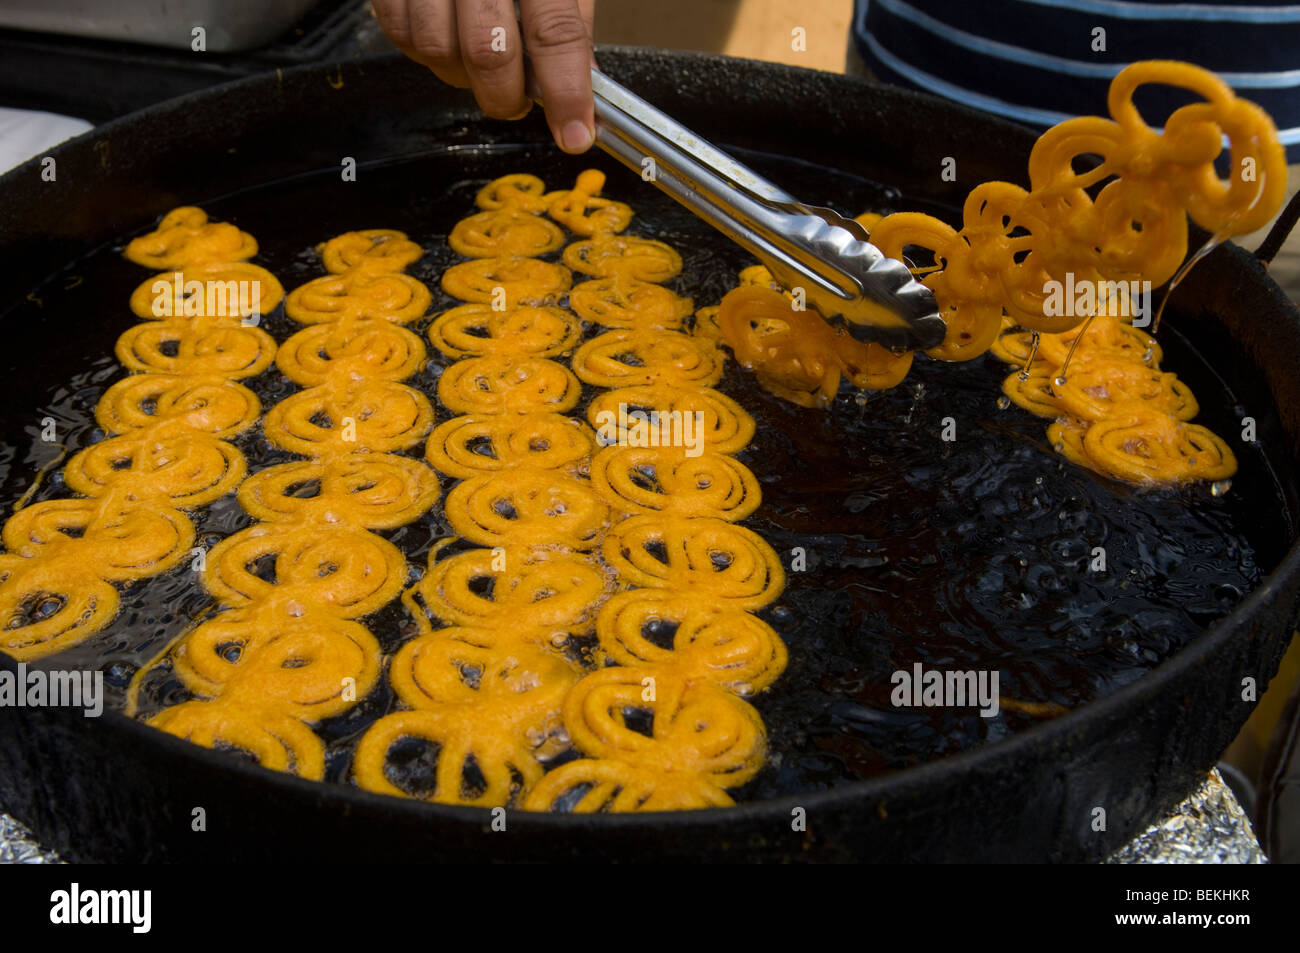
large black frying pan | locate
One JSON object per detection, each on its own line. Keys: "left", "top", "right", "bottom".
{"left": 2, "top": 49, "right": 1299, "bottom": 862}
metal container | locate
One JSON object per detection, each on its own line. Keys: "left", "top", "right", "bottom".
{"left": 0, "top": 0, "right": 322, "bottom": 53}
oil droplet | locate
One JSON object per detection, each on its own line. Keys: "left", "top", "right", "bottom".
{"left": 1053, "top": 376, "right": 1067, "bottom": 388}
{"left": 997, "top": 395, "right": 1011, "bottom": 410}
{"left": 1142, "top": 347, "right": 1154, "bottom": 364}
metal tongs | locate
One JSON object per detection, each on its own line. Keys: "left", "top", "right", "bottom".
{"left": 589, "top": 68, "right": 945, "bottom": 350}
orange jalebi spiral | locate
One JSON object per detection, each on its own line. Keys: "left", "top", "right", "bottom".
{"left": 353, "top": 639, "right": 579, "bottom": 805}
{"left": 436, "top": 354, "right": 582, "bottom": 415}
{"left": 3, "top": 207, "right": 278, "bottom": 661}
{"left": 522, "top": 667, "right": 767, "bottom": 811}
{"left": 441, "top": 256, "right": 572, "bottom": 306}
{"left": 124, "top": 206, "right": 257, "bottom": 269}
{"left": 474, "top": 172, "right": 557, "bottom": 214}
{"left": 449, "top": 208, "right": 566, "bottom": 258}
{"left": 586, "top": 384, "right": 756, "bottom": 455}
{"left": 405, "top": 545, "right": 612, "bottom": 639}
{"left": 426, "top": 413, "right": 595, "bottom": 478}
{"left": 285, "top": 272, "right": 431, "bottom": 325}
{"left": 589, "top": 446, "right": 762, "bottom": 521}
{"left": 563, "top": 235, "right": 682, "bottom": 282}
{"left": 571, "top": 328, "right": 725, "bottom": 389}
{"left": 128, "top": 261, "right": 283, "bottom": 320}
{"left": 318, "top": 229, "right": 423, "bottom": 275}
{"left": 169, "top": 608, "right": 382, "bottom": 721}
{"left": 716, "top": 284, "right": 912, "bottom": 407}
{"left": 594, "top": 589, "right": 787, "bottom": 695}
{"left": 570, "top": 275, "right": 694, "bottom": 330}
{"left": 150, "top": 700, "right": 326, "bottom": 777}
{"left": 545, "top": 169, "right": 634, "bottom": 237}
{"left": 427, "top": 303, "right": 581, "bottom": 359}
{"left": 443, "top": 469, "right": 610, "bottom": 550}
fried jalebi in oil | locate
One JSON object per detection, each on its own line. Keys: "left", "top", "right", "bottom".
{"left": 319, "top": 229, "right": 423, "bottom": 275}
{"left": 441, "top": 255, "right": 572, "bottom": 305}
{"left": 569, "top": 276, "right": 693, "bottom": 330}
{"left": 124, "top": 207, "right": 257, "bottom": 269}
{"left": 563, "top": 235, "right": 682, "bottom": 282}
{"left": 595, "top": 590, "right": 787, "bottom": 695}
{"left": 237, "top": 454, "right": 438, "bottom": 529}
{"left": 436, "top": 355, "right": 582, "bottom": 415}
{"left": 716, "top": 285, "right": 911, "bottom": 407}
{"left": 706, "top": 62, "right": 1280, "bottom": 489}
{"left": 571, "top": 328, "right": 724, "bottom": 389}
{"left": 426, "top": 413, "right": 594, "bottom": 478}
{"left": 443, "top": 469, "right": 610, "bottom": 551}
{"left": 449, "top": 208, "right": 565, "bottom": 258}
{"left": 586, "top": 385, "right": 756, "bottom": 455}
{"left": 602, "top": 515, "right": 785, "bottom": 610}
{"left": 522, "top": 758, "right": 736, "bottom": 812}
{"left": 128, "top": 261, "right": 283, "bottom": 320}
{"left": 149, "top": 700, "right": 325, "bottom": 779}
{"left": 407, "top": 546, "right": 611, "bottom": 637}
{"left": 427, "top": 303, "right": 580, "bottom": 359}
{"left": 285, "top": 271, "right": 431, "bottom": 325}
{"left": 590, "top": 446, "right": 761, "bottom": 521}
{"left": 546, "top": 169, "right": 634, "bottom": 236}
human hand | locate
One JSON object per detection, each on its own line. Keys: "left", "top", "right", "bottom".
{"left": 371, "top": 0, "right": 597, "bottom": 153}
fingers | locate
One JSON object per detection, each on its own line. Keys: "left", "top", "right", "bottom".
{"left": 373, "top": 0, "right": 595, "bottom": 151}
{"left": 406, "top": 0, "right": 471, "bottom": 89}
{"left": 456, "top": 0, "right": 531, "bottom": 120}
{"left": 521, "top": 0, "right": 596, "bottom": 153}
{"left": 371, "top": 0, "right": 471, "bottom": 88}
{"left": 578, "top": 0, "right": 597, "bottom": 63}
{"left": 370, "top": 0, "right": 412, "bottom": 48}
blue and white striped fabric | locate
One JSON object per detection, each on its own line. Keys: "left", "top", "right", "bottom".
{"left": 852, "top": 0, "right": 1300, "bottom": 160}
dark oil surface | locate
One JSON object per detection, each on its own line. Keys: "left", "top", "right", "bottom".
{"left": 0, "top": 145, "right": 1289, "bottom": 800}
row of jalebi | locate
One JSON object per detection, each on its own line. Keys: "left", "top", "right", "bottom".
{"left": 521, "top": 172, "right": 788, "bottom": 811}
{"left": 147, "top": 226, "right": 441, "bottom": 777}
{"left": 709, "top": 60, "right": 1286, "bottom": 485}
{"left": 354, "top": 172, "right": 602, "bottom": 806}
{"left": 1, "top": 207, "right": 284, "bottom": 661}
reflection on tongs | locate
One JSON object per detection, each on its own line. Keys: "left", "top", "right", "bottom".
{"left": 587, "top": 68, "right": 945, "bottom": 352}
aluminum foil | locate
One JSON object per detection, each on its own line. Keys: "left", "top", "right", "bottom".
{"left": 1105, "top": 768, "right": 1267, "bottom": 864}
{"left": 0, "top": 810, "right": 61, "bottom": 864}
{"left": 0, "top": 768, "right": 1266, "bottom": 863}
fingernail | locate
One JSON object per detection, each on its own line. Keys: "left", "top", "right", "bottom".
{"left": 561, "top": 120, "right": 594, "bottom": 152}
